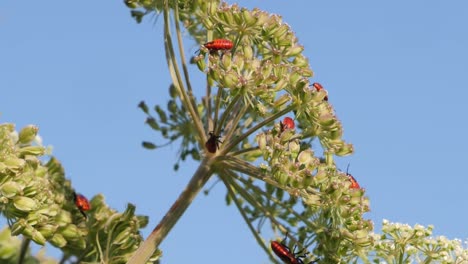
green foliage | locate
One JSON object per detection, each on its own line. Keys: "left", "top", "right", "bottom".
{"left": 0, "top": 123, "right": 160, "bottom": 263}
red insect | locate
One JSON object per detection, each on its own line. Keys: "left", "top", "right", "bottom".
{"left": 280, "top": 117, "right": 295, "bottom": 131}
{"left": 203, "top": 39, "right": 233, "bottom": 52}
{"left": 347, "top": 174, "right": 361, "bottom": 189}
{"left": 73, "top": 192, "right": 91, "bottom": 219}
{"left": 271, "top": 233, "right": 315, "bottom": 264}
{"left": 312, "top": 82, "right": 329, "bottom": 101}
{"left": 205, "top": 131, "right": 222, "bottom": 153}
{"left": 345, "top": 164, "right": 361, "bottom": 189}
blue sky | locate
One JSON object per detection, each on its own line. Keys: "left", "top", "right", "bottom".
{"left": 1, "top": 1, "right": 467, "bottom": 263}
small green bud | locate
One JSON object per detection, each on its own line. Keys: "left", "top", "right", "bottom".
{"left": 124, "top": 0, "right": 139, "bottom": 9}
{"left": 36, "top": 204, "right": 60, "bottom": 217}
{"left": 302, "top": 193, "right": 320, "bottom": 206}
{"left": 335, "top": 143, "right": 354, "bottom": 156}
{"left": 223, "top": 71, "right": 239, "bottom": 88}
{"left": 4, "top": 157, "right": 25, "bottom": 173}
{"left": 114, "top": 227, "right": 132, "bottom": 245}
{"left": 257, "top": 134, "right": 267, "bottom": 150}
{"left": 169, "top": 84, "right": 178, "bottom": 98}
{"left": 60, "top": 224, "right": 81, "bottom": 239}
{"left": 49, "top": 233, "right": 67, "bottom": 247}
{"left": 11, "top": 219, "right": 27, "bottom": 235}
{"left": 196, "top": 55, "right": 207, "bottom": 71}
{"left": 285, "top": 45, "right": 304, "bottom": 57}
{"left": 292, "top": 54, "right": 309, "bottom": 67}
{"left": 242, "top": 9, "right": 257, "bottom": 26}
{"left": 297, "top": 149, "right": 313, "bottom": 165}
{"left": 55, "top": 210, "right": 73, "bottom": 226}
{"left": 221, "top": 52, "right": 232, "bottom": 70}
{"left": 37, "top": 224, "right": 57, "bottom": 239}
{"left": 19, "top": 146, "right": 45, "bottom": 156}
{"left": 273, "top": 94, "right": 291, "bottom": 108}
{"left": 0, "top": 181, "right": 22, "bottom": 198}
{"left": 242, "top": 44, "right": 253, "bottom": 60}
{"left": 13, "top": 196, "right": 37, "bottom": 212}
{"left": 18, "top": 125, "right": 39, "bottom": 144}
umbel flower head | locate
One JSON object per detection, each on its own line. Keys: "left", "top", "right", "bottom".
{"left": 0, "top": 123, "right": 160, "bottom": 263}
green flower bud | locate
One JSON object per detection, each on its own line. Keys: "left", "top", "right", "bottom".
{"left": 288, "top": 141, "right": 300, "bottom": 159}
{"left": 274, "top": 78, "right": 288, "bottom": 91}
{"left": 18, "top": 125, "right": 39, "bottom": 145}
{"left": 223, "top": 71, "right": 239, "bottom": 88}
{"left": 4, "top": 157, "right": 25, "bottom": 173}
{"left": 285, "top": 45, "right": 304, "bottom": 57}
{"left": 13, "top": 196, "right": 37, "bottom": 212}
{"left": 124, "top": 0, "right": 139, "bottom": 9}
{"left": 0, "top": 181, "right": 22, "bottom": 198}
{"left": 195, "top": 55, "right": 206, "bottom": 72}
{"left": 19, "top": 146, "right": 45, "bottom": 157}
{"left": 297, "top": 149, "right": 313, "bottom": 165}
{"left": 335, "top": 143, "right": 354, "bottom": 156}
{"left": 242, "top": 9, "right": 256, "bottom": 26}
{"left": 49, "top": 233, "right": 67, "bottom": 248}
{"left": 37, "top": 224, "right": 57, "bottom": 239}
{"left": 293, "top": 54, "right": 309, "bottom": 67}
{"left": 221, "top": 52, "right": 232, "bottom": 70}
{"left": 242, "top": 44, "right": 253, "bottom": 60}
{"left": 60, "top": 224, "right": 81, "bottom": 239}
{"left": 302, "top": 193, "right": 320, "bottom": 206}
{"left": 257, "top": 134, "right": 267, "bottom": 150}
{"left": 11, "top": 219, "right": 27, "bottom": 235}
{"left": 26, "top": 212, "right": 40, "bottom": 226}
{"left": 114, "top": 227, "right": 132, "bottom": 245}
{"left": 273, "top": 94, "right": 291, "bottom": 108}
{"left": 36, "top": 204, "right": 60, "bottom": 217}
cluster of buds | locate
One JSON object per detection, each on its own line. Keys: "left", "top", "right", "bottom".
{"left": 0, "top": 123, "right": 159, "bottom": 263}
{"left": 371, "top": 220, "right": 468, "bottom": 263}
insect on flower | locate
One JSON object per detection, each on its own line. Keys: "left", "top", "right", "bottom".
{"left": 347, "top": 174, "right": 361, "bottom": 189}
{"left": 345, "top": 164, "right": 361, "bottom": 189}
{"left": 73, "top": 192, "right": 91, "bottom": 219}
{"left": 202, "top": 39, "right": 233, "bottom": 52}
{"left": 205, "top": 131, "right": 222, "bottom": 153}
{"left": 312, "top": 82, "right": 328, "bottom": 101}
{"left": 280, "top": 117, "right": 295, "bottom": 132}
{"left": 271, "top": 233, "right": 317, "bottom": 264}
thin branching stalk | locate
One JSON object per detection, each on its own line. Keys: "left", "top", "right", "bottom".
{"left": 163, "top": 0, "right": 205, "bottom": 142}
{"left": 219, "top": 172, "right": 282, "bottom": 264}
{"left": 172, "top": 0, "right": 198, "bottom": 112}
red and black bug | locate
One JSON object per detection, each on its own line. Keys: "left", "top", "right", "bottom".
{"left": 73, "top": 192, "right": 91, "bottom": 219}
{"left": 280, "top": 117, "right": 295, "bottom": 132}
{"left": 202, "top": 39, "right": 233, "bottom": 52}
{"left": 271, "top": 233, "right": 316, "bottom": 264}
{"left": 312, "top": 82, "right": 328, "bottom": 101}
{"left": 345, "top": 164, "right": 361, "bottom": 189}
{"left": 347, "top": 174, "right": 361, "bottom": 189}
{"left": 205, "top": 131, "right": 222, "bottom": 153}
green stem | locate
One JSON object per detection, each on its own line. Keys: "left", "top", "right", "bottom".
{"left": 172, "top": 0, "right": 198, "bottom": 112}
{"left": 163, "top": 0, "right": 205, "bottom": 142}
{"left": 127, "top": 157, "right": 214, "bottom": 264}
{"left": 219, "top": 172, "right": 282, "bottom": 264}
{"left": 18, "top": 238, "right": 30, "bottom": 264}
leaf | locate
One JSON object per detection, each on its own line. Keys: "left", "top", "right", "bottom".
{"left": 142, "top": 141, "right": 157, "bottom": 150}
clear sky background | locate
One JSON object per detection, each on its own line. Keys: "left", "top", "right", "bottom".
{"left": 1, "top": 1, "right": 467, "bottom": 263}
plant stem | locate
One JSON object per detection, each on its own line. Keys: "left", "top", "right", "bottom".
{"left": 18, "top": 237, "right": 30, "bottom": 264}
{"left": 127, "top": 157, "right": 214, "bottom": 264}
